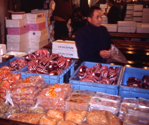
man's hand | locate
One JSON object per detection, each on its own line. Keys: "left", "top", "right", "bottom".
{"left": 100, "top": 50, "right": 111, "bottom": 59}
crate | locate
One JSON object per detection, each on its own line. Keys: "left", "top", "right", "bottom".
{"left": 0, "top": 57, "right": 27, "bottom": 72}
{"left": 119, "top": 67, "right": 149, "bottom": 99}
{"left": 19, "top": 62, "right": 75, "bottom": 84}
{"left": 69, "top": 61, "right": 123, "bottom": 95}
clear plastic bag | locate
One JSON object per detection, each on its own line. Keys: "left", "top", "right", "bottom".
{"left": 46, "top": 109, "right": 64, "bottom": 120}
{"left": 107, "top": 44, "right": 127, "bottom": 64}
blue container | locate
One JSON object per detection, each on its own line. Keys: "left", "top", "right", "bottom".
{"left": 0, "top": 57, "right": 27, "bottom": 73}
{"left": 69, "top": 61, "right": 123, "bottom": 95}
{"left": 119, "top": 67, "right": 149, "bottom": 99}
{"left": 20, "top": 62, "right": 75, "bottom": 84}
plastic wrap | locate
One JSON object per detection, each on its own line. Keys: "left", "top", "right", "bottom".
{"left": 72, "top": 90, "right": 95, "bottom": 96}
{"left": 28, "top": 98, "right": 46, "bottom": 114}
{"left": 0, "top": 102, "right": 9, "bottom": 113}
{"left": 57, "top": 120, "right": 77, "bottom": 125}
{"left": 138, "top": 98, "right": 149, "bottom": 109}
{"left": 119, "top": 98, "right": 137, "bottom": 113}
{"left": 65, "top": 98, "right": 89, "bottom": 111}
{"left": 89, "top": 97, "right": 120, "bottom": 115}
{"left": 65, "top": 110, "right": 87, "bottom": 124}
{"left": 39, "top": 116, "right": 58, "bottom": 125}
{"left": 12, "top": 98, "right": 35, "bottom": 105}
{"left": 9, "top": 113, "right": 44, "bottom": 124}
{"left": 0, "top": 113, "right": 7, "bottom": 119}
{"left": 46, "top": 109, "right": 64, "bottom": 120}
{"left": 86, "top": 110, "right": 121, "bottom": 125}
{"left": 123, "top": 113, "right": 149, "bottom": 125}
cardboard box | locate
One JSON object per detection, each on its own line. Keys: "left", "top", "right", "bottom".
{"left": 137, "top": 23, "right": 149, "bottom": 33}
{"left": 101, "top": 24, "right": 117, "bottom": 32}
{"left": 118, "top": 21, "right": 137, "bottom": 27}
{"left": 28, "top": 22, "right": 45, "bottom": 31}
{"left": 100, "top": 4, "right": 107, "bottom": 9}
{"left": 0, "top": 44, "right": 6, "bottom": 55}
{"left": 126, "top": 10, "right": 133, "bottom": 15}
{"left": 52, "top": 49, "right": 79, "bottom": 59}
{"left": 28, "top": 39, "right": 48, "bottom": 48}
{"left": 125, "top": 14, "right": 133, "bottom": 18}
{"left": 6, "top": 19, "right": 26, "bottom": 28}
{"left": 52, "top": 40, "right": 77, "bottom": 51}
{"left": 118, "top": 26, "right": 136, "bottom": 33}
{"left": 124, "top": 18, "right": 133, "bottom": 21}
{"left": 102, "top": 15, "right": 108, "bottom": 21}
{"left": 28, "top": 28, "right": 47, "bottom": 37}
{"left": 31, "top": 9, "right": 53, "bottom": 17}
{"left": 28, "top": 33, "right": 48, "bottom": 42}
{"left": 7, "top": 25, "right": 29, "bottom": 35}
{"left": 134, "top": 4, "right": 143, "bottom": 11}
{"left": 133, "top": 17, "right": 142, "bottom": 22}
{"left": 133, "top": 11, "right": 143, "bottom": 16}
{"left": 12, "top": 14, "right": 25, "bottom": 20}
{"left": 142, "top": 8, "right": 149, "bottom": 23}
{"left": 127, "top": 4, "right": 134, "bottom": 10}
{"left": 7, "top": 33, "right": 28, "bottom": 43}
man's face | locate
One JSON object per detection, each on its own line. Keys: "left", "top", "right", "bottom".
{"left": 87, "top": 9, "right": 102, "bottom": 27}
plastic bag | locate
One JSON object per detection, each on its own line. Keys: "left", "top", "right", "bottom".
{"left": 107, "top": 44, "right": 127, "bottom": 64}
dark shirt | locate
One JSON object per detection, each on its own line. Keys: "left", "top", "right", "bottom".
{"left": 75, "top": 23, "right": 112, "bottom": 63}
{"left": 108, "top": 5, "right": 120, "bottom": 24}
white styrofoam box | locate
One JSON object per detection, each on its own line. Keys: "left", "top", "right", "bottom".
{"left": 101, "top": 20, "right": 108, "bottom": 24}
{"left": 133, "top": 17, "right": 142, "bottom": 22}
{"left": 133, "top": 11, "right": 143, "bottom": 16}
{"left": 134, "top": 4, "right": 143, "bottom": 11}
{"left": 28, "top": 33, "right": 48, "bottom": 42}
{"left": 142, "top": 8, "right": 149, "bottom": 23}
{"left": 6, "top": 19, "right": 26, "bottom": 28}
{"left": 52, "top": 49, "right": 79, "bottom": 59}
{"left": 126, "top": 10, "right": 133, "bottom": 15}
{"left": 52, "top": 40, "right": 77, "bottom": 51}
{"left": 127, "top": 4, "right": 134, "bottom": 10}
{"left": 124, "top": 18, "right": 133, "bottom": 21}
{"left": 102, "top": 15, "right": 108, "bottom": 21}
{"left": 100, "top": 4, "right": 107, "bottom": 9}
{"left": 7, "top": 33, "right": 28, "bottom": 43}
{"left": 118, "top": 21, "right": 137, "bottom": 27}
{"left": 12, "top": 14, "right": 25, "bottom": 20}
{"left": 0, "top": 44, "right": 6, "bottom": 55}
{"left": 28, "top": 39, "right": 48, "bottom": 49}
{"left": 118, "top": 26, "right": 136, "bottom": 33}
{"left": 125, "top": 14, "right": 133, "bottom": 18}
{"left": 4, "top": 51, "right": 28, "bottom": 57}
{"left": 28, "top": 29, "right": 47, "bottom": 37}
{"left": 31, "top": 9, "right": 53, "bottom": 17}
{"left": 136, "top": 23, "right": 149, "bottom": 33}
{"left": 25, "top": 13, "right": 45, "bottom": 24}
{"left": 101, "top": 24, "right": 117, "bottom": 32}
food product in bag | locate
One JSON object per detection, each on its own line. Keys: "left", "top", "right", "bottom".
{"left": 72, "top": 90, "right": 95, "bottom": 96}
{"left": 123, "top": 113, "right": 149, "bottom": 125}
{"left": 9, "top": 113, "right": 44, "bottom": 124}
{"left": 65, "top": 98, "right": 89, "bottom": 111}
{"left": 7, "top": 105, "right": 20, "bottom": 115}
{"left": 47, "top": 109, "right": 64, "bottom": 120}
{"left": 0, "top": 102, "right": 9, "bottom": 113}
{"left": 65, "top": 110, "right": 87, "bottom": 124}
{"left": 86, "top": 110, "right": 121, "bottom": 125}
{"left": 39, "top": 116, "right": 59, "bottom": 125}
{"left": 57, "top": 120, "right": 77, "bottom": 125}
{"left": 138, "top": 98, "right": 149, "bottom": 108}
{"left": 12, "top": 98, "right": 35, "bottom": 105}
{"left": 0, "top": 113, "right": 7, "bottom": 119}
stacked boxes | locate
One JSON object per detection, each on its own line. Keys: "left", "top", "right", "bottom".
{"left": 101, "top": 15, "right": 108, "bottom": 24}
{"left": 142, "top": 8, "right": 149, "bottom": 23}
{"left": 6, "top": 12, "right": 29, "bottom": 52}
{"left": 100, "top": 4, "right": 107, "bottom": 14}
{"left": 118, "top": 21, "right": 137, "bottom": 33}
{"left": 137, "top": 23, "right": 149, "bottom": 33}
{"left": 133, "top": 4, "right": 143, "bottom": 23}
{"left": 52, "top": 40, "right": 79, "bottom": 59}
{"left": 26, "top": 13, "right": 48, "bottom": 54}
{"left": 101, "top": 24, "right": 117, "bottom": 32}
{"left": 125, "top": 4, "right": 134, "bottom": 21}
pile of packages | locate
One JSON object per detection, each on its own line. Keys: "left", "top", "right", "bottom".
{"left": 10, "top": 75, "right": 47, "bottom": 112}
{"left": 36, "top": 83, "right": 73, "bottom": 111}
{"left": 9, "top": 109, "right": 122, "bottom": 125}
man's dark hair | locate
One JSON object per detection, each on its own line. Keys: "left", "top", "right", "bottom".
{"left": 87, "top": 6, "right": 101, "bottom": 17}
{"left": 108, "top": 0, "right": 115, "bottom": 4}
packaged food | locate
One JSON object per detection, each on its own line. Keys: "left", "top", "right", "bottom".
{"left": 138, "top": 98, "right": 149, "bottom": 109}
{"left": 57, "top": 120, "right": 77, "bottom": 125}
{"left": 39, "top": 116, "right": 59, "bottom": 125}
{"left": 123, "top": 113, "right": 149, "bottom": 125}
{"left": 70, "top": 93, "right": 92, "bottom": 101}
{"left": 9, "top": 113, "right": 44, "bottom": 124}
{"left": 119, "top": 98, "right": 137, "bottom": 113}
{"left": 0, "top": 102, "right": 9, "bottom": 113}
{"left": 0, "top": 113, "right": 7, "bottom": 119}
{"left": 65, "top": 110, "right": 87, "bottom": 124}
{"left": 65, "top": 98, "right": 89, "bottom": 111}
{"left": 72, "top": 90, "right": 95, "bottom": 96}
{"left": 28, "top": 98, "right": 46, "bottom": 114}
{"left": 12, "top": 98, "right": 35, "bottom": 105}
{"left": 46, "top": 109, "right": 64, "bottom": 120}
{"left": 86, "top": 110, "right": 121, "bottom": 125}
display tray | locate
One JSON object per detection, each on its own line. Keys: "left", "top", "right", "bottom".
{"left": 119, "top": 67, "right": 149, "bottom": 99}
{"left": 5, "top": 51, "right": 28, "bottom": 57}
{"left": 69, "top": 61, "right": 124, "bottom": 95}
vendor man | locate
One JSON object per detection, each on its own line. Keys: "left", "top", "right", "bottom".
{"left": 75, "top": 6, "right": 112, "bottom": 64}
